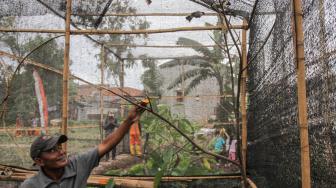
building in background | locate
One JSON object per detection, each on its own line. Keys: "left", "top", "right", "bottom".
{"left": 159, "top": 65, "right": 220, "bottom": 125}
{"left": 75, "top": 85, "right": 144, "bottom": 121}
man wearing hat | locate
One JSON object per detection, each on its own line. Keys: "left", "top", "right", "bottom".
{"left": 20, "top": 105, "right": 144, "bottom": 188}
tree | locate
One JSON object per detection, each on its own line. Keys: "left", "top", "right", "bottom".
{"left": 82, "top": 1, "right": 150, "bottom": 86}
{"left": 1, "top": 34, "right": 76, "bottom": 124}
{"left": 160, "top": 33, "right": 238, "bottom": 121}
{"left": 141, "top": 57, "right": 163, "bottom": 97}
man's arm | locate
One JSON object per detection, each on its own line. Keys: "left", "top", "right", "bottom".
{"left": 97, "top": 106, "right": 143, "bottom": 157}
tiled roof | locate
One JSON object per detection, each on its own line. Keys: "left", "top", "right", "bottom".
{"left": 76, "top": 85, "right": 144, "bottom": 101}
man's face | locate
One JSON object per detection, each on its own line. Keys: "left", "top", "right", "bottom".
{"left": 35, "top": 144, "right": 68, "bottom": 169}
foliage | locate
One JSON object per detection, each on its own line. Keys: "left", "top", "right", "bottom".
{"left": 138, "top": 104, "right": 226, "bottom": 178}
{"left": 86, "top": 1, "right": 150, "bottom": 86}
{"left": 140, "top": 57, "right": 164, "bottom": 96}
{"left": 159, "top": 21, "right": 239, "bottom": 121}
{"left": 1, "top": 33, "right": 77, "bottom": 124}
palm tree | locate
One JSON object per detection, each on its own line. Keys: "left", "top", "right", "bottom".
{"left": 160, "top": 36, "right": 238, "bottom": 121}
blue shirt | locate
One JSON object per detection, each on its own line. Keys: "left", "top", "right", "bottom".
{"left": 214, "top": 137, "right": 225, "bottom": 153}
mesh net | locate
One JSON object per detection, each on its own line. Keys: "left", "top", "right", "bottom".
{"left": 0, "top": 0, "right": 335, "bottom": 187}
{"left": 0, "top": 0, "right": 250, "bottom": 184}
{"left": 247, "top": 0, "right": 336, "bottom": 187}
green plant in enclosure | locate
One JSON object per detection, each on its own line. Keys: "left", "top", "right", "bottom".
{"left": 135, "top": 105, "right": 225, "bottom": 176}
{"left": 105, "top": 104, "right": 227, "bottom": 179}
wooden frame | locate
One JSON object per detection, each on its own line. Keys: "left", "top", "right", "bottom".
{"left": 292, "top": 0, "right": 311, "bottom": 187}
{"left": 0, "top": 25, "right": 247, "bottom": 35}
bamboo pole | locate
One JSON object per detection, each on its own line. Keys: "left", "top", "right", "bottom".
{"left": 100, "top": 45, "right": 105, "bottom": 143}
{"left": 103, "top": 42, "right": 258, "bottom": 48}
{"left": 104, "top": 44, "right": 227, "bottom": 48}
{"left": 72, "top": 12, "right": 218, "bottom": 17}
{"left": 246, "top": 178, "right": 257, "bottom": 188}
{"left": 119, "top": 61, "right": 127, "bottom": 152}
{"left": 292, "top": 0, "right": 311, "bottom": 187}
{"left": 0, "top": 170, "right": 242, "bottom": 186}
{"left": 240, "top": 19, "right": 248, "bottom": 186}
{"left": 0, "top": 25, "right": 246, "bottom": 35}
{"left": 61, "top": 0, "right": 72, "bottom": 152}
{"left": 120, "top": 56, "right": 221, "bottom": 60}
{"left": 72, "top": 12, "right": 276, "bottom": 17}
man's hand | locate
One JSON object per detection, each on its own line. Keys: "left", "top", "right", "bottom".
{"left": 127, "top": 100, "right": 148, "bottom": 122}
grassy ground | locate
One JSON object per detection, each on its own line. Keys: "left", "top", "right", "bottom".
{"left": 0, "top": 124, "right": 101, "bottom": 168}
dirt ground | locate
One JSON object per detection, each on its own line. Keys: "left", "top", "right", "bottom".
{"left": 92, "top": 154, "right": 142, "bottom": 174}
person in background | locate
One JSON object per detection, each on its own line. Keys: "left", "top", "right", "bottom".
{"left": 229, "top": 137, "right": 237, "bottom": 161}
{"left": 129, "top": 120, "right": 142, "bottom": 157}
{"left": 103, "top": 111, "right": 119, "bottom": 160}
{"left": 221, "top": 128, "right": 230, "bottom": 153}
{"left": 213, "top": 129, "right": 225, "bottom": 154}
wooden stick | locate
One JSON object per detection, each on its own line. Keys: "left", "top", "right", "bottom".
{"left": 0, "top": 25, "right": 247, "bottom": 35}
{"left": 120, "top": 56, "right": 221, "bottom": 60}
{"left": 104, "top": 44, "right": 228, "bottom": 48}
{"left": 72, "top": 12, "right": 276, "bottom": 17}
{"left": 99, "top": 45, "right": 105, "bottom": 143}
{"left": 114, "top": 178, "right": 153, "bottom": 188}
{"left": 240, "top": 19, "right": 248, "bottom": 186}
{"left": 72, "top": 12, "right": 218, "bottom": 17}
{"left": 246, "top": 178, "right": 257, "bottom": 188}
{"left": 61, "top": 0, "right": 72, "bottom": 152}
{"left": 292, "top": 0, "right": 311, "bottom": 187}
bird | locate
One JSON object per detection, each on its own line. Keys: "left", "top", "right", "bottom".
{"left": 145, "top": 0, "right": 152, "bottom": 5}
{"left": 186, "top": 11, "right": 205, "bottom": 22}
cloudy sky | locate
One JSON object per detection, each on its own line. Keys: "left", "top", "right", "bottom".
{"left": 3, "top": 0, "right": 229, "bottom": 89}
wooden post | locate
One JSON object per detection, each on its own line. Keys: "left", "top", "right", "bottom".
{"left": 119, "top": 61, "right": 125, "bottom": 118}
{"left": 181, "top": 60, "right": 185, "bottom": 98}
{"left": 61, "top": 0, "right": 72, "bottom": 152}
{"left": 292, "top": 0, "right": 311, "bottom": 187}
{"left": 240, "top": 19, "right": 248, "bottom": 185}
{"left": 119, "top": 61, "right": 126, "bottom": 152}
{"left": 0, "top": 25, "right": 246, "bottom": 35}
{"left": 100, "top": 45, "right": 105, "bottom": 143}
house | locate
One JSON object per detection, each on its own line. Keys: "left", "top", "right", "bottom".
{"left": 75, "top": 84, "right": 144, "bottom": 121}
{"left": 159, "top": 64, "right": 220, "bottom": 125}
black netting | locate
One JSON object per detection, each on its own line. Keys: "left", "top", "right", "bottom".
{"left": 247, "top": 0, "right": 336, "bottom": 187}
{"left": 1, "top": 0, "right": 336, "bottom": 187}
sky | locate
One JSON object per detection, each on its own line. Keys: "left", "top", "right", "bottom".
{"left": 2, "top": 0, "right": 243, "bottom": 90}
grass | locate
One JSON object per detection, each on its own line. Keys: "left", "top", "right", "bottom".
{"left": 0, "top": 124, "right": 101, "bottom": 168}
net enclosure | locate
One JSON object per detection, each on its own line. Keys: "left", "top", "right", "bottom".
{"left": 0, "top": 0, "right": 335, "bottom": 188}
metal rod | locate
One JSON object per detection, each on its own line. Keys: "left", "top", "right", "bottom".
{"left": 0, "top": 25, "right": 247, "bottom": 35}
{"left": 292, "top": 0, "right": 311, "bottom": 187}
{"left": 61, "top": 0, "right": 72, "bottom": 152}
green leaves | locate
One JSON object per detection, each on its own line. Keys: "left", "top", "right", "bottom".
{"left": 105, "top": 179, "right": 115, "bottom": 188}
{"left": 154, "top": 161, "right": 168, "bottom": 188}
